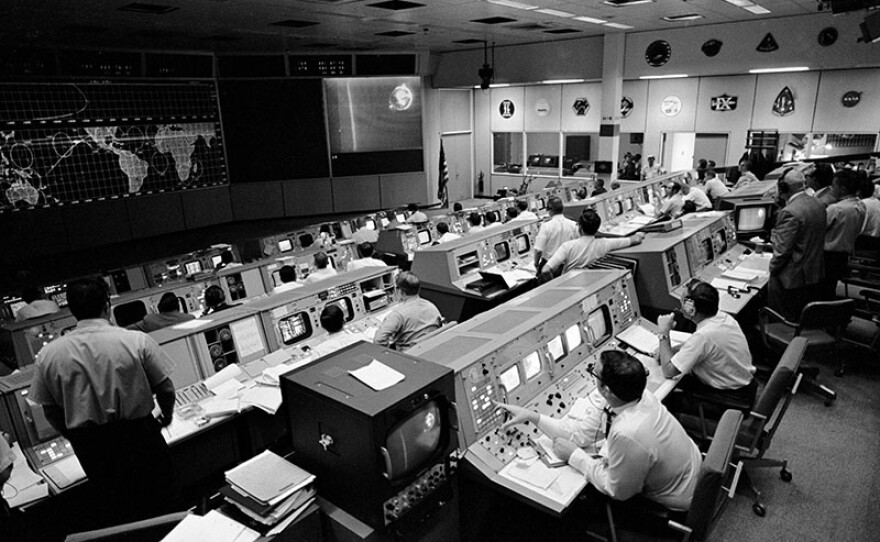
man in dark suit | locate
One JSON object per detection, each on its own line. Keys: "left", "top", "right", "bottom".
{"left": 768, "top": 168, "right": 826, "bottom": 320}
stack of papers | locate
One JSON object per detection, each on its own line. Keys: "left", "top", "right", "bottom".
{"left": 161, "top": 510, "right": 260, "bottom": 542}
{"left": 350, "top": 360, "right": 405, "bottom": 391}
{"left": 616, "top": 324, "right": 690, "bottom": 356}
{"left": 222, "top": 451, "right": 316, "bottom": 533}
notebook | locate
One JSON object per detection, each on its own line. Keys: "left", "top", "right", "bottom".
{"left": 225, "top": 450, "right": 315, "bottom": 505}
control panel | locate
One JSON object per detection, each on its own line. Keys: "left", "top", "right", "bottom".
{"left": 382, "top": 461, "right": 449, "bottom": 525}
{"left": 0, "top": 312, "right": 78, "bottom": 368}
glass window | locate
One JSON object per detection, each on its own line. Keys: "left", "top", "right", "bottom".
{"left": 563, "top": 133, "right": 598, "bottom": 178}
{"left": 564, "top": 324, "right": 582, "bottom": 350}
{"left": 546, "top": 336, "right": 565, "bottom": 362}
{"left": 493, "top": 132, "right": 524, "bottom": 174}
{"left": 499, "top": 365, "right": 521, "bottom": 392}
{"left": 523, "top": 352, "right": 542, "bottom": 379}
{"left": 525, "top": 132, "right": 561, "bottom": 176}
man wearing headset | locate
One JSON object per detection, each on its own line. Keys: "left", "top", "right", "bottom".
{"left": 657, "top": 281, "right": 757, "bottom": 412}
{"left": 769, "top": 167, "right": 826, "bottom": 320}
{"left": 497, "top": 350, "right": 701, "bottom": 510}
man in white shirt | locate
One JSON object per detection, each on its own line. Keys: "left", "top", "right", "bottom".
{"left": 533, "top": 197, "right": 578, "bottom": 272}
{"left": 541, "top": 210, "right": 644, "bottom": 280}
{"left": 303, "top": 252, "right": 338, "bottom": 285}
{"left": 309, "top": 304, "right": 367, "bottom": 359}
{"left": 405, "top": 203, "right": 428, "bottom": 224}
{"left": 351, "top": 217, "right": 379, "bottom": 246}
{"left": 513, "top": 200, "right": 538, "bottom": 222}
{"left": 15, "top": 287, "right": 61, "bottom": 322}
{"left": 733, "top": 161, "right": 759, "bottom": 190}
{"left": 466, "top": 212, "right": 486, "bottom": 235}
{"left": 681, "top": 182, "right": 712, "bottom": 211}
{"left": 273, "top": 265, "right": 303, "bottom": 295}
{"left": 641, "top": 154, "right": 666, "bottom": 181}
{"left": 702, "top": 170, "right": 729, "bottom": 202}
{"left": 435, "top": 222, "right": 460, "bottom": 244}
{"left": 658, "top": 280, "right": 757, "bottom": 412}
{"left": 497, "top": 350, "right": 702, "bottom": 511}
{"left": 347, "top": 243, "right": 387, "bottom": 271}
{"left": 484, "top": 211, "right": 503, "bottom": 229}
{"left": 858, "top": 175, "right": 880, "bottom": 237}
{"left": 373, "top": 272, "right": 443, "bottom": 351}
{"left": 656, "top": 184, "right": 685, "bottom": 219}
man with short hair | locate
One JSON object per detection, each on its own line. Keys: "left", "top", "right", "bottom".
{"left": 702, "top": 169, "right": 729, "bottom": 202}
{"left": 351, "top": 217, "right": 379, "bottom": 246}
{"left": 273, "top": 265, "right": 303, "bottom": 295}
{"left": 484, "top": 211, "right": 503, "bottom": 229}
{"left": 29, "top": 278, "right": 176, "bottom": 525}
{"left": 822, "top": 169, "right": 867, "bottom": 299}
{"left": 858, "top": 174, "right": 880, "bottom": 237}
{"left": 811, "top": 163, "right": 837, "bottom": 206}
{"left": 373, "top": 272, "right": 442, "bottom": 350}
{"left": 513, "top": 200, "right": 538, "bottom": 222}
{"left": 533, "top": 196, "right": 578, "bottom": 272}
{"left": 128, "top": 292, "right": 195, "bottom": 333}
{"left": 406, "top": 203, "right": 428, "bottom": 224}
{"left": 347, "top": 242, "right": 387, "bottom": 271}
{"left": 203, "top": 285, "right": 238, "bottom": 315}
{"left": 657, "top": 280, "right": 757, "bottom": 411}
{"left": 656, "top": 183, "right": 685, "bottom": 219}
{"left": 641, "top": 155, "right": 665, "bottom": 181}
{"left": 541, "top": 210, "right": 644, "bottom": 281}
{"left": 681, "top": 181, "right": 712, "bottom": 211}
{"left": 591, "top": 179, "right": 608, "bottom": 197}
{"left": 497, "top": 350, "right": 702, "bottom": 511}
{"left": 768, "top": 168, "right": 826, "bottom": 320}
{"left": 466, "top": 212, "right": 486, "bottom": 235}
{"left": 733, "top": 161, "right": 759, "bottom": 190}
{"left": 15, "top": 287, "right": 60, "bottom": 322}
{"left": 304, "top": 251, "right": 338, "bottom": 285}
{"left": 435, "top": 222, "right": 460, "bottom": 244}
{"left": 309, "top": 304, "right": 367, "bottom": 359}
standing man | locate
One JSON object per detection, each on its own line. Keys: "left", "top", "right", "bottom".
{"left": 822, "top": 169, "right": 867, "bottom": 300}
{"left": 497, "top": 350, "right": 701, "bottom": 511}
{"left": 541, "top": 210, "right": 644, "bottom": 281}
{"left": 533, "top": 197, "right": 578, "bottom": 273}
{"left": 641, "top": 154, "right": 665, "bottom": 181}
{"left": 28, "top": 278, "right": 176, "bottom": 525}
{"left": 810, "top": 163, "right": 837, "bottom": 206}
{"left": 303, "top": 251, "right": 338, "bottom": 285}
{"left": 128, "top": 292, "right": 196, "bottom": 332}
{"left": 768, "top": 169, "right": 826, "bottom": 320}
{"left": 374, "top": 272, "right": 442, "bottom": 351}
{"left": 657, "top": 280, "right": 757, "bottom": 411}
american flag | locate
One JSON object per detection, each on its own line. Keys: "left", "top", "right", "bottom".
{"left": 438, "top": 140, "right": 449, "bottom": 207}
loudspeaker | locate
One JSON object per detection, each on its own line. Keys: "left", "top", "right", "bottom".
{"left": 594, "top": 161, "right": 613, "bottom": 174}
{"left": 630, "top": 133, "right": 644, "bottom": 144}
{"left": 859, "top": 10, "right": 880, "bottom": 43}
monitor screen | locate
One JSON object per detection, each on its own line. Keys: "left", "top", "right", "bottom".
{"left": 713, "top": 229, "right": 728, "bottom": 255}
{"left": 523, "top": 351, "right": 542, "bottom": 379}
{"left": 494, "top": 241, "right": 510, "bottom": 263}
{"left": 9, "top": 300, "right": 27, "bottom": 317}
{"left": 615, "top": 201, "right": 624, "bottom": 216}
{"left": 299, "top": 233, "right": 315, "bottom": 248}
{"left": 365, "top": 219, "right": 377, "bottom": 231}
{"left": 185, "top": 261, "right": 202, "bottom": 275}
{"left": 44, "top": 284, "right": 68, "bottom": 307}
{"left": 564, "top": 324, "right": 582, "bottom": 350}
{"left": 547, "top": 335, "right": 565, "bottom": 362}
{"left": 384, "top": 400, "right": 442, "bottom": 481}
{"left": 417, "top": 230, "right": 431, "bottom": 245}
{"left": 515, "top": 234, "right": 530, "bottom": 255}
{"left": 395, "top": 212, "right": 407, "bottom": 223}
{"left": 229, "top": 317, "right": 267, "bottom": 363}
{"left": 586, "top": 306, "right": 611, "bottom": 346}
{"left": 701, "top": 237, "right": 715, "bottom": 264}
{"left": 326, "top": 297, "right": 354, "bottom": 322}
{"left": 381, "top": 217, "right": 390, "bottom": 228}
{"left": 736, "top": 205, "right": 769, "bottom": 232}
{"left": 499, "top": 365, "right": 521, "bottom": 392}
{"left": 624, "top": 198, "right": 634, "bottom": 211}
{"left": 278, "top": 239, "right": 293, "bottom": 253}
{"left": 278, "top": 312, "right": 312, "bottom": 345}
{"left": 211, "top": 255, "right": 223, "bottom": 267}
{"left": 537, "top": 198, "right": 546, "bottom": 210}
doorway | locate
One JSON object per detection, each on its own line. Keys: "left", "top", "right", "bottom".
{"left": 694, "top": 133, "right": 729, "bottom": 168}
{"left": 441, "top": 133, "right": 473, "bottom": 203}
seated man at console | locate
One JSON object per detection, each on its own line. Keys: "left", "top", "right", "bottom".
{"left": 303, "top": 251, "right": 338, "bottom": 285}
{"left": 203, "top": 285, "right": 239, "bottom": 316}
{"left": 512, "top": 199, "right": 538, "bottom": 222}
{"left": 466, "top": 212, "right": 486, "bottom": 235}
{"left": 373, "top": 272, "right": 442, "bottom": 351}
{"left": 347, "top": 242, "right": 386, "bottom": 271}
{"left": 497, "top": 350, "right": 701, "bottom": 511}
{"left": 128, "top": 292, "right": 195, "bottom": 332}
{"left": 309, "top": 305, "right": 367, "bottom": 359}
{"left": 273, "top": 265, "right": 303, "bottom": 295}
{"left": 656, "top": 183, "right": 684, "bottom": 219}
{"left": 540, "top": 210, "right": 644, "bottom": 281}
{"left": 435, "top": 222, "right": 460, "bottom": 244}
{"left": 657, "top": 280, "right": 757, "bottom": 412}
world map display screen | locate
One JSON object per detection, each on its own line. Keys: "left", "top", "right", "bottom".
{"left": 0, "top": 82, "right": 227, "bottom": 212}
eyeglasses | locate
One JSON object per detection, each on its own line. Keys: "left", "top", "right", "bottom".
{"left": 587, "top": 363, "right": 603, "bottom": 384}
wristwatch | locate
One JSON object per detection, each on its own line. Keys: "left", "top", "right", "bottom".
{"left": 657, "top": 333, "right": 670, "bottom": 341}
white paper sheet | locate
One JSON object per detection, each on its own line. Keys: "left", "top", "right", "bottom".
{"left": 710, "top": 277, "right": 750, "bottom": 291}
{"left": 229, "top": 318, "right": 264, "bottom": 359}
{"left": 722, "top": 268, "right": 767, "bottom": 281}
{"left": 2, "top": 442, "right": 49, "bottom": 507}
{"left": 505, "top": 456, "right": 562, "bottom": 490}
{"left": 241, "top": 386, "right": 283, "bottom": 415}
{"left": 205, "top": 364, "right": 243, "bottom": 393}
{"left": 350, "top": 360, "right": 405, "bottom": 391}
{"left": 617, "top": 324, "right": 689, "bottom": 355}
{"left": 161, "top": 511, "right": 260, "bottom": 542}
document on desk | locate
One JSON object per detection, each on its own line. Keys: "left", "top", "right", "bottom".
{"left": 205, "top": 364, "right": 244, "bottom": 394}
{"left": 710, "top": 277, "right": 749, "bottom": 291}
{"left": 617, "top": 325, "right": 689, "bottom": 355}
{"left": 161, "top": 511, "right": 260, "bottom": 542}
{"left": 350, "top": 359, "right": 405, "bottom": 391}
{"left": 505, "top": 457, "right": 561, "bottom": 489}
{"left": 3, "top": 442, "right": 49, "bottom": 507}
{"left": 241, "top": 386, "right": 282, "bottom": 415}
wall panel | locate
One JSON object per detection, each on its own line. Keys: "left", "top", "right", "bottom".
{"left": 230, "top": 181, "right": 284, "bottom": 221}
{"left": 283, "top": 178, "right": 333, "bottom": 217}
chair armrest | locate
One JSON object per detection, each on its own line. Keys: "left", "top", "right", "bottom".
{"left": 758, "top": 307, "right": 800, "bottom": 351}
{"left": 759, "top": 306, "right": 799, "bottom": 328}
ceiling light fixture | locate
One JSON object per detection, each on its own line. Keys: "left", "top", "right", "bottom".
{"left": 748, "top": 66, "right": 809, "bottom": 73}
{"left": 603, "top": 0, "right": 654, "bottom": 6}
{"left": 534, "top": 8, "right": 575, "bottom": 17}
{"left": 541, "top": 79, "right": 585, "bottom": 84}
{"left": 486, "top": 0, "right": 538, "bottom": 10}
{"left": 639, "top": 74, "right": 689, "bottom": 79}
{"left": 722, "top": 0, "right": 771, "bottom": 14}
{"left": 662, "top": 14, "right": 704, "bottom": 22}
{"left": 604, "top": 22, "right": 635, "bottom": 29}
{"left": 573, "top": 16, "right": 607, "bottom": 24}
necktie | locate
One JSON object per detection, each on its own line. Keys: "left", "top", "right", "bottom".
{"left": 604, "top": 407, "right": 616, "bottom": 437}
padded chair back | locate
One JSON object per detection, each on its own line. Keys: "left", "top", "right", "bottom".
{"left": 742, "top": 337, "right": 807, "bottom": 453}
{"left": 64, "top": 511, "right": 189, "bottom": 542}
{"left": 686, "top": 410, "right": 743, "bottom": 541}
{"left": 799, "top": 299, "right": 855, "bottom": 331}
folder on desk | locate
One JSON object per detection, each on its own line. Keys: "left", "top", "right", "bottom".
{"left": 225, "top": 450, "right": 315, "bottom": 506}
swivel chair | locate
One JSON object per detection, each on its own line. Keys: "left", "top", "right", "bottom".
{"left": 681, "top": 337, "right": 807, "bottom": 517}
{"left": 758, "top": 299, "right": 855, "bottom": 404}
{"left": 587, "top": 410, "right": 743, "bottom": 542}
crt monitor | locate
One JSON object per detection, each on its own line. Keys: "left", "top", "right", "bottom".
{"left": 278, "top": 238, "right": 293, "bottom": 252}
{"left": 515, "top": 234, "right": 530, "bottom": 255}
{"left": 536, "top": 198, "right": 546, "bottom": 210}
{"left": 493, "top": 241, "right": 510, "bottom": 262}
{"left": 299, "top": 233, "right": 315, "bottom": 248}
{"left": 585, "top": 306, "right": 612, "bottom": 346}
{"left": 735, "top": 203, "right": 774, "bottom": 234}
{"left": 185, "top": 261, "right": 202, "bottom": 275}
{"left": 417, "top": 230, "right": 431, "bottom": 245}
{"left": 364, "top": 218, "right": 377, "bottom": 231}
{"left": 325, "top": 297, "right": 354, "bottom": 322}
{"left": 278, "top": 311, "right": 313, "bottom": 345}
{"left": 211, "top": 255, "right": 223, "bottom": 267}
{"left": 380, "top": 217, "right": 390, "bottom": 228}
